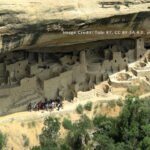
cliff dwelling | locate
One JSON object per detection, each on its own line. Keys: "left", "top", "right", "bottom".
{"left": 0, "top": 37, "right": 149, "bottom": 115}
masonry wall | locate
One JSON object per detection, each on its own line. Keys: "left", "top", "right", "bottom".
{"left": 44, "top": 76, "right": 60, "bottom": 99}
{"left": 141, "top": 79, "right": 150, "bottom": 92}
{"left": 126, "top": 49, "right": 135, "bottom": 62}
{"left": 0, "top": 63, "right": 6, "bottom": 84}
{"left": 20, "top": 76, "right": 38, "bottom": 90}
{"left": 137, "top": 70, "right": 150, "bottom": 80}
{"left": 135, "top": 38, "right": 146, "bottom": 59}
{"left": 6, "top": 60, "right": 28, "bottom": 80}
{"left": 30, "top": 64, "right": 43, "bottom": 76}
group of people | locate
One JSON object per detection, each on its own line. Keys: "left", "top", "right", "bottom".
{"left": 27, "top": 97, "right": 63, "bottom": 111}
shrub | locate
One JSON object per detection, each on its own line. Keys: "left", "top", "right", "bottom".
{"left": 114, "top": 4, "right": 120, "bottom": 10}
{"left": 31, "top": 117, "right": 61, "bottom": 150}
{"left": 107, "top": 101, "right": 116, "bottom": 108}
{"left": 99, "top": 103, "right": 103, "bottom": 108}
{"left": 78, "top": 114, "right": 92, "bottom": 130}
{"left": 127, "top": 85, "right": 139, "bottom": 94}
{"left": 94, "top": 109, "right": 97, "bottom": 114}
{"left": 124, "top": 2, "right": 129, "bottom": 7}
{"left": 76, "top": 104, "right": 83, "bottom": 114}
{"left": 84, "top": 102, "right": 93, "bottom": 111}
{"left": 124, "top": 0, "right": 133, "bottom": 7}
{"left": 31, "top": 146, "right": 41, "bottom": 150}
{"left": 22, "top": 134, "right": 30, "bottom": 147}
{"left": 31, "top": 121, "right": 36, "bottom": 127}
{"left": 116, "top": 99, "right": 124, "bottom": 107}
{"left": 67, "top": 115, "right": 92, "bottom": 150}
{"left": 0, "top": 131, "right": 7, "bottom": 150}
{"left": 28, "top": 121, "right": 36, "bottom": 128}
{"left": 39, "top": 117, "right": 60, "bottom": 147}
{"left": 94, "top": 104, "right": 98, "bottom": 110}
{"left": 60, "top": 143, "right": 71, "bottom": 150}
{"left": 21, "top": 122, "right": 24, "bottom": 127}
{"left": 62, "top": 118, "right": 73, "bottom": 130}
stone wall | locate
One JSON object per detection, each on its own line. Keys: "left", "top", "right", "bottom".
{"left": 30, "top": 64, "right": 43, "bottom": 76}
{"left": 0, "top": 63, "right": 6, "bottom": 84}
{"left": 20, "top": 76, "right": 38, "bottom": 90}
{"left": 126, "top": 49, "right": 135, "bottom": 62}
{"left": 6, "top": 60, "right": 28, "bottom": 80}
{"left": 44, "top": 76, "right": 60, "bottom": 99}
{"left": 135, "top": 38, "right": 146, "bottom": 59}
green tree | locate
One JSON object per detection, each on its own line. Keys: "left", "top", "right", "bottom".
{"left": 76, "top": 104, "right": 83, "bottom": 114}
{"left": 140, "top": 137, "right": 150, "bottom": 149}
{"left": 93, "top": 96, "right": 150, "bottom": 149}
{"left": 62, "top": 118, "right": 73, "bottom": 130}
{"left": 67, "top": 115, "right": 92, "bottom": 150}
{"left": 22, "top": 134, "right": 30, "bottom": 147}
{"left": 0, "top": 131, "right": 7, "bottom": 150}
{"left": 84, "top": 102, "right": 93, "bottom": 111}
{"left": 34, "top": 117, "right": 61, "bottom": 150}
{"left": 94, "top": 134, "right": 115, "bottom": 150}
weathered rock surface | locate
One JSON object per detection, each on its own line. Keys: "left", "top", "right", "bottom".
{"left": 0, "top": 0, "right": 150, "bottom": 53}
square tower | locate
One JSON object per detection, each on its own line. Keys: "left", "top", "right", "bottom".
{"left": 80, "top": 51, "right": 87, "bottom": 72}
{"left": 0, "top": 36, "right": 2, "bottom": 53}
{"left": 135, "top": 38, "right": 145, "bottom": 59}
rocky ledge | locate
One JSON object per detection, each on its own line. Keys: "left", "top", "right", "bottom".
{"left": 0, "top": 0, "right": 150, "bottom": 53}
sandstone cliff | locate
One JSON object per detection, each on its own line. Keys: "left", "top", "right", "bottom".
{"left": 0, "top": 0, "right": 150, "bottom": 53}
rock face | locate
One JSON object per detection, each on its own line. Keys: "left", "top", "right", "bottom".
{"left": 0, "top": 0, "right": 150, "bottom": 52}
{"left": 0, "top": 0, "right": 150, "bottom": 115}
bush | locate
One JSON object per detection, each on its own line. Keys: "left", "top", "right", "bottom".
{"left": 31, "top": 117, "right": 61, "bottom": 150}
{"left": 124, "top": 2, "right": 129, "bottom": 7}
{"left": 22, "top": 134, "right": 29, "bottom": 147}
{"left": 114, "top": 4, "right": 120, "bottom": 10}
{"left": 31, "top": 146, "right": 41, "bottom": 150}
{"left": 116, "top": 99, "right": 124, "bottom": 107}
{"left": 62, "top": 118, "right": 73, "bottom": 130}
{"left": 76, "top": 104, "right": 83, "bottom": 114}
{"left": 107, "top": 101, "right": 116, "bottom": 108}
{"left": 21, "top": 122, "right": 24, "bottom": 127}
{"left": 127, "top": 85, "right": 139, "bottom": 94}
{"left": 94, "top": 104, "right": 99, "bottom": 110}
{"left": 28, "top": 121, "right": 36, "bottom": 128}
{"left": 124, "top": 0, "right": 133, "bottom": 7}
{"left": 67, "top": 115, "right": 92, "bottom": 150}
{"left": 77, "top": 115, "right": 92, "bottom": 130}
{"left": 84, "top": 102, "right": 93, "bottom": 111}
{"left": 39, "top": 117, "right": 60, "bottom": 149}
{"left": 0, "top": 131, "right": 7, "bottom": 150}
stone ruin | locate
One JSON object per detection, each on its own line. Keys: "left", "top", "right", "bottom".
{"left": 109, "top": 43, "right": 150, "bottom": 95}
{"left": 0, "top": 38, "right": 149, "bottom": 115}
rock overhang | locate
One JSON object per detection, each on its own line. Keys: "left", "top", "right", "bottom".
{"left": 0, "top": 0, "right": 150, "bottom": 53}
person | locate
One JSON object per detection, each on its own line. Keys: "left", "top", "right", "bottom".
{"left": 33, "top": 102, "right": 37, "bottom": 111}
{"left": 37, "top": 101, "right": 42, "bottom": 111}
{"left": 56, "top": 97, "right": 63, "bottom": 111}
{"left": 43, "top": 98, "right": 48, "bottom": 110}
{"left": 45, "top": 102, "right": 49, "bottom": 111}
{"left": 57, "top": 103, "right": 61, "bottom": 111}
{"left": 27, "top": 102, "right": 32, "bottom": 111}
{"left": 44, "top": 97, "right": 48, "bottom": 103}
